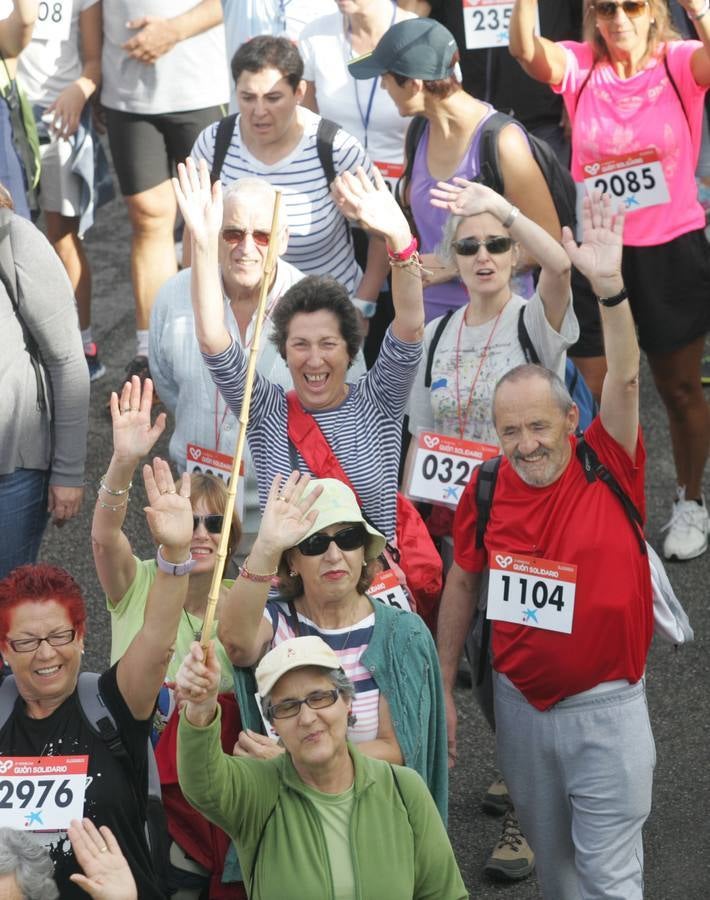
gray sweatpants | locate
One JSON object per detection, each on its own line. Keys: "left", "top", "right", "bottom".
{"left": 494, "top": 673, "right": 655, "bottom": 900}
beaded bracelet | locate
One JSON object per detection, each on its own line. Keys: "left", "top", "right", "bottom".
{"left": 99, "top": 475, "right": 133, "bottom": 496}
{"left": 98, "top": 497, "right": 128, "bottom": 512}
{"left": 239, "top": 559, "right": 278, "bottom": 583}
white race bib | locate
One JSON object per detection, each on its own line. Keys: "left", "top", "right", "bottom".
{"left": 34, "top": 0, "right": 73, "bottom": 41}
{"left": 373, "top": 161, "right": 404, "bottom": 195}
{"left": 582, "top": 149, "right": 669, "bottom": 213}
{"left": 0, "top": 755, "right": 88, "bottom": 830}
{"left": 368, "top": 569, "right": 412, "bottom": 612}
{"left": 487, "top": 552, "right": 577, "bottom": 634}
{"left": 406, "top": 430, "right": 499, "bottom": 508}
{"left": 462, "top": 0, "right": 539, "bottom": 50}
{"left": 186, "top": 444, "right": 245, "bottom": 521}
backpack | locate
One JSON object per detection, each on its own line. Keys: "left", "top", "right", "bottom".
{"left": 0, "top": 672, "right": 170, "bottom": 895}
{"left": 397, "top": 111, "right": 577, "bottom": 232}
{"left": 469, "top": 438, "right": 693, "bottom": 687}
{"left": 210, "top": 113, "right": 341, "bottom": 186}
{"left": 423, "top": 307, "right": 598, "bottom": 433}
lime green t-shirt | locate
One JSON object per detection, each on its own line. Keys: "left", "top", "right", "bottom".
{"left": 300, "top": 782, "right": 356, "bottom": 900}
{"left": 107, "top": 557, "right": 235, "bottom": 693}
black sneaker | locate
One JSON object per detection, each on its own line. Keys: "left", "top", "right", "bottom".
{"left": 84, "top": 342, "right": 106, "bottom": 382}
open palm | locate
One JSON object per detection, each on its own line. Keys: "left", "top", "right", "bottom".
{"left": 143, "top": 458, "right": 193, "bottom": 549}
{"left": 257, "top": 472, "right": 323, "bottom": 556}
{"left": 562, "top": 191, "right": 625, "bottom": 285}
{"left": 110, "top": 377, "right": 166, "bottom": 462}
{"left": 172, "top": 157, "right": 223, "bottom": 250}
{"left": 332, "top": 166, "right": 409, "bottom": 242}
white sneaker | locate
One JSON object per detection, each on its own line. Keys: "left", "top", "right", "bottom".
{"left": 662, "top": 487, "right": 709, "bottom": 561}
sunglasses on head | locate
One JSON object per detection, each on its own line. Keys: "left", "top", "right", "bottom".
{"left": 297, "top": 524, "right": 367, "bottom": 557}
{"left": 592, "top": 0, "right": 648, "bottom": 19}
{"left": 221, "top": 227, "right": 271, "bottom": 246}
{"left": 451, "top": 235, "right": 514, "bottom": 257}
{"left": 192, "top": 514, "right": 224, "bottom": 534}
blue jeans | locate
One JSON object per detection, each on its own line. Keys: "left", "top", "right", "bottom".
{"left": 0, "top": 468, "right": 49, "bottom": 579}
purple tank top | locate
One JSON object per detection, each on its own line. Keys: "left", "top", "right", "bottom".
{"left": 410, "top": 106, "right": 496, "bottom": 322}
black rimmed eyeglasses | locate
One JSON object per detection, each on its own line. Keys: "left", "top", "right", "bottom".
{"left": 267, "top": 689, "right": 341, "bottom": 720}
{"left": 7, "top": 629, "right": 76, "bottom": 653}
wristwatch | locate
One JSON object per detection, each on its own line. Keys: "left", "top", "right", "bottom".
{"left": 156, "top": 544, "right": 195, "bottom": 576}
{"left": 351, "top": 297, "right": 377, "bottom": 319}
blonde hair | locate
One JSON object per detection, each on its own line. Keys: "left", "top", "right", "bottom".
{"left": 190, "top": 473, "right": 242, "bottom": 555}
{"left": 583, "top": 0, "right": 679, "bottom": 63}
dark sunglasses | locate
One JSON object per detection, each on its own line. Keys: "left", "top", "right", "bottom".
{"left": 451, "top": 235, "right": 514, "bottom": 256}
{"left": 193, "top": 514, "right": 224, "bottom": 534}
{"left": 8, "top": 629, "right": 76, "bottom": 653}
{"left": 297, "top": 524, "right": 367, "bottom": 557}
{"left": 221, "top": 227, "right": 271, "bottom": 246}
{"left": 593, "top": 0, "right": 648, "bottom": 19}
{"left": 267, "top": 689, "right": 341, "bottom": 720}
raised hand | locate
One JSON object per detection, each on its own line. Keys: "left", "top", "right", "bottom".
{"left": 332, "top": 167, "right": 411, "bottom": 246}
{"left": 253, "top": 471, "right": 323, "bottom": 558}
{"left": 68, "top": 819, "right": 137, "bottom": 900}
{"left": 561, "top": 191, "right": 625, "bottom": 290}
{"left": 142, "top": 458, "right": 192, "bottom": 552}
{"left": 109, "top": 376, "right": 166, "bottom": 463}
{"left": 429, "top": 177, "right": 505, "bottom": 218}
{"left": 233, "top": 729, "right": 284, "bottom": 760}
{"left": 177, "top": 640, "right": 221, "bottom": 726}
{"left": 172, "top": 157, "right": 223, "bottom": 251}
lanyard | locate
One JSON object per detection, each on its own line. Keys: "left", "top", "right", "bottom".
{"left": 454, "top": 303, "right": 506, "bottom": 440}
{"left": 347, "top": 2, "right": 396, "bottom": 150}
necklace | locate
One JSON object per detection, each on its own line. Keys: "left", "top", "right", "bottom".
{"left": 183, "top": 608, "right": 202, "bottom": 642}
{"left": 454, "top": 302, "right": 507, "bottom": 439}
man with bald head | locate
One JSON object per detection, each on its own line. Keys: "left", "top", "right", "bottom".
{"left": 438, "top": 194, "right": 657, "bottom": 899}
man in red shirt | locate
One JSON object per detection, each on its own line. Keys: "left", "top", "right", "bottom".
{"left": 438, "top": 191, "right": 655, "bottom": 899}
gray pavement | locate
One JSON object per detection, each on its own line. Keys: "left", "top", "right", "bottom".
{"left": 38, "top": 192, "right": 710, "bottom": 898}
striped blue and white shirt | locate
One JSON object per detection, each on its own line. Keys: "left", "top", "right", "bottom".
{"left": 202, "top": 327, "right": 423, "bottom": 539}
{"left": 191, "top": 107, "right": 372, "bottom": 294}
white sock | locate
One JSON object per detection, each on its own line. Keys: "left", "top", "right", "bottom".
{"left": 81, "top": 327, "right": 93, "bottom": 350}
{"left": 136, "top": 330, "right": 149, "bottom": 358}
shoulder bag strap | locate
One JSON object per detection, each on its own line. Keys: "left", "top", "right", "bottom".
{"left": 210, "top": 113, "right": 238, "bottom": 184}
{"left": 424, "top": 310, "right": 454, "bottom": 388}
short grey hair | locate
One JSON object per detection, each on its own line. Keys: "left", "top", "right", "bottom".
{"left": 261, "top": 668, "right": 356, "bottom": 721}
{"left": 438, "top": 210, "right": 515, "bottom": 267}
{"left": 222, "top": 176, "right": 289, "bottom": 228}
{"left": 0, "top": 829, "right": 59, "bottom": 900}
{"left": 492, "top": 364, "right": 573, "bottom": 426}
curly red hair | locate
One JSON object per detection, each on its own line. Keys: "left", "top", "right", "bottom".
{"left": 0, "top": 564, "right": 87, "bottom": 646}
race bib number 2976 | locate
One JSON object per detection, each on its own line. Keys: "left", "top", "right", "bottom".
{"left": 0, "top": 755, "right": 88, "bottom": 830}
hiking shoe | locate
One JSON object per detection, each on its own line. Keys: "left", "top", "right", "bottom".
{"left": 481, "top": 776, "right": 511, "bottom": 815}
{"left": 483, "top": 809, "right": 535, "bottom": 881}
{"left": 662, "top": 487, "right": 709, "bottom": 561}
{"left": 84, "top": 342, "right": 106, "bottom": 382}
{"left": 701, "top": 355, "right": 710, "bottom": 386}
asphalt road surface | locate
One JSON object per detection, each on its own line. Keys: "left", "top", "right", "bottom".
{"left": 38, "top": 191, "right": 710, "bottom": 899}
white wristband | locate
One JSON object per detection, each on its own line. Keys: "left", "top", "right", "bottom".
{"left": 351, "top": 297, "right": 377, "bottom": 318}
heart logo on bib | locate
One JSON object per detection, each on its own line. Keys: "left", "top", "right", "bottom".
{"left": 584, "top": 163, "right": 601, "bottom": 176}
{"left": 495, "top": 554, "right": 513, "bottom": 568}
{"left": 0, "top": 760, "right": 13, "bottom": 773}
{"left": 189, "top": 447, "right": 202, "bottom": 461}
{"left": 423, "top": 435, "right": 440, "bottom": 449}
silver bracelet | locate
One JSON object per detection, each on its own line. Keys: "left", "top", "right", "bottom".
{"left": 99, "top": 474, "right": 133, "bottom": 496}
{"left": 502, "top": 205, "right": 520, "bottom": 229}
{"left": 98, "top": 497, "right": 128, "bottom": 511}
{"left": 690, "top": 0, "right": 710, "bottom": 18}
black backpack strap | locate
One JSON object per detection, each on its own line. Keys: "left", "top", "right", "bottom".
{"left": 474, "top": 455, "right": 503, "bottom": 551}
{"left": 210, "top": 113, "right": 237, "bottom": 184}
{"left": 476, "top": 112, "right": 509, "bottom": 194}
{"left": 575, "top": 439, "right": 646, "bottom": 555}
{"left": 424, "top": 309, "right": 454, "bottom": 387}
{"left": 395, "top": 114, "right": 427, "bottom": 209}
{"left": 573, "top": 65, "right": 596, "bottom": 117}
{"left": 663, "top": 54, "right": 690, "bottom": 131}
{"left": 316, "top": 117, "right": 340, "bottom": 187}
{"left": 516, "top": 305, "right": 540, "bottom": 365}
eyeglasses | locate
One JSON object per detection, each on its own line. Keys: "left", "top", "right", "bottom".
{"left": 267, "top": 689, "right": 341, "bottom": 720}
{"left": 7, "top": 629, "right": 76, "bottom": 653}
{"left": 451, "top": 236, "right": 514, "bottom": 256}
{"left": 592, "top": 1, "right": 648, "bottom": 19}
{"left": 192, "top": 514, "right": 224, "bottom": 534}
{"left": 297, "top": 525, "right": 367, "bottom": 557}
{"left": 221, "top": 227, "right": 271, "bottom": 246}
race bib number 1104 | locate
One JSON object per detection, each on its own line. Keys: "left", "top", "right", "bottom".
{"left": 487, "top": 552, "right": 577, "bottom": 634}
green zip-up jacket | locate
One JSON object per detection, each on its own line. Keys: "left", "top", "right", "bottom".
{"left": 232, "top": 599, "right": 449, "bottom": 821}
{"left": 178, "top": 711, "right": 468, "bottom": 900}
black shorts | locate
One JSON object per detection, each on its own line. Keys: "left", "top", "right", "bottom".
{"left": 568, "top": 265, "right": 604, "bottom": 358}
{"left": 622, "top": 228, "right": 710, "bottom": 355}
{"left": 105, "top": 106, "right": 224, "bottom": 196}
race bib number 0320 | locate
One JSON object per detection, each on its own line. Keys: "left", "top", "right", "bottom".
{"left": 582, "top": 149, "right": 669, "bottom": 213}
{"left": 487, "top": 552, "right": 577, "bottom": 634}
{"left": 406, "top": 431, "right": 499, "bottom": 508}
{"left": 462, "top": 0, "right": 539, "bottom": 50}
{"left": 0, "top": 755, "right": 88, "bottom": 830}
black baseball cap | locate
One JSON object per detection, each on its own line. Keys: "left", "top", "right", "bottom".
{"left": 348, "top": 18, "right": 459, "bottom": 82}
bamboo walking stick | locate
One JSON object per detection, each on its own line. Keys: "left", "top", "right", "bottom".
{"left": 200, "top": 191, "right": 282, "bottom": 649}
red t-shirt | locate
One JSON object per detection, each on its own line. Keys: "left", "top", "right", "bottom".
{"left": 453, "top": 418, "right": 653, "bottom": 710}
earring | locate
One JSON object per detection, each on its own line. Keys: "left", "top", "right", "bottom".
{"left": 347, "top": 712, "right": 358, "bottom": 728}
{"left": 288, "top": 569, "right": 297, "bottom": 577}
